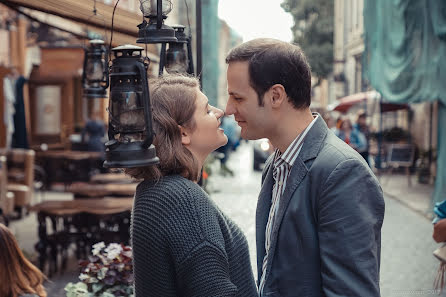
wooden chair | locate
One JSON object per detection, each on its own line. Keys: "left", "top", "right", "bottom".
{"left": 0, "top": 148, "right": 35, "bottom": 217}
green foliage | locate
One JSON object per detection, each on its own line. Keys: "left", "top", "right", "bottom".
{"left": 281, "top": 0, "right": 334, "bottom": 79}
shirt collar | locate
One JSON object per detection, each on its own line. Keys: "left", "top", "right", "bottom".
{"left": 274, "top": 115, "right": 318, "bottom": 167}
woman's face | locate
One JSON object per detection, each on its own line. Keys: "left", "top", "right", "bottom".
{"left": 185, "top": 89, "right": 227, "bottom": 158}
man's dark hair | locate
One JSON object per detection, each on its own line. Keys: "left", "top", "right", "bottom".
{"left": 225, "top": 38, "right": 312, "bottom": 109}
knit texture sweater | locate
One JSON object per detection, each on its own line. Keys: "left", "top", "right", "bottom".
{"left": 131, "top": 175, "right": 258, "bottom": 297}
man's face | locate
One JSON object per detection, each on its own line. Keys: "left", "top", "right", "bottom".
{"left": 225, "top": 61, "right": 271, "bottom": 140}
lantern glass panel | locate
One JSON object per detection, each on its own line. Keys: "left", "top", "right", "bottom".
{"left": 139, "top": 0, "right": 172, "bottom": 17}
{"left": 86, "top": 58, "right": 105, "bottom": 81}
{"left": 165, "top": 44, "right": 188, "bottom": 74}
{"left": 111, "top": 90, "right": 146, "bottom": 132}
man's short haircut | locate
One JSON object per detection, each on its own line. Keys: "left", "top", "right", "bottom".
{"left": 225, "top": 38, "right": 312, "bottom": 109}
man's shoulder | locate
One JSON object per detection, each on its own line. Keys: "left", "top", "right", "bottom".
{"left": 313, "top": 131, "right": 368, "bottom": 172}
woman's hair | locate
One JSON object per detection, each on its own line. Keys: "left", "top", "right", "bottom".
{"left": 341, "top": 118, "right": 353, "bottom": 130}
{"left": 125, "top": 75, "right": 200, "bottom": 181}
{"left": 0, "top": 223, "right": 47, "bottom": 297}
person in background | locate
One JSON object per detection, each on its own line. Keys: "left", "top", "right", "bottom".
{"left": 82, "top": 111, "right": 106, "bottom": 152}
{"left": 337, "top": 118, "right": 367, "bottom": 157}
{"left": 0, "top": 223, "right": 47, "bottom": 297}
{"left": 322, "top": 113, "right": 337, "bottom": 133}
{"left": 128, "top": 75, "right": 258, "bottom": 297}
{"left": 216, "top": 115, "right": 239, "bottom": 176}
{"left": 354, "top": 110, "right": 370, "bottom": 165}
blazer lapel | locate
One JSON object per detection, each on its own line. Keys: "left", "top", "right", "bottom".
{"left": 263, "top": 157, "right": 308, "bottom": 283}
{"left": 263, "top": 114, "right": 328, "bottom": 283}
{"left": 256, "top": 158, "right": 274, "bottom": 281}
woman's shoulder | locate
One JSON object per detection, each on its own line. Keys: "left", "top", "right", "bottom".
{"left": 136, "top": 175, "right": 201, "bottom": 195}
{"left": 134, "top": 175, "right": 208, "bottom": 210}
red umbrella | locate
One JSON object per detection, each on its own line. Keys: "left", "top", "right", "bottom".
{"left": 328, "top": 91, "right": 409, "bottom": 113}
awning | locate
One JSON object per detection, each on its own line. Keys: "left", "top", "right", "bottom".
{"left": 3, "top": 0, "right": 142, "bottom": 36}
{"left": 1, "top": 0, "right": 159, "bottom": 61}
{"left": 328, "top": 91, "right": 409, "bottom": 113}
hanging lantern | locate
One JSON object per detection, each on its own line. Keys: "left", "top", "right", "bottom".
{"left": 165, "top": 25, "right": 189, "bottom": 74}
{"left": 137, "top": 0, "right": 177, "bottom": 44}
{"left": 103, "top": 44, "right": 159, "bottom": 168}
{"left": 82, "top": 39, "right": 109, "bottom": 99}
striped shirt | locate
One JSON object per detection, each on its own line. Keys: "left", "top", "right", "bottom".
{"left": 259, "top": 115, "right": 318, "bottom": 295}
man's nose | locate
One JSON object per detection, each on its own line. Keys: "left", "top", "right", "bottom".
{"left": 225, "top": 98, "right": 235, "bottom": 116}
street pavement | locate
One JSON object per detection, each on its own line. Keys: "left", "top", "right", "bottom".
{"left": 8, "top": 141, "right": 446, "bottom": 296}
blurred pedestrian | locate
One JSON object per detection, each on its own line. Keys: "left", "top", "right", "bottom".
{"left": 82, "top": 111, "right": 106, "bottom": 152}
{"left": 0, "top": 223, "right": 47, "bottom": 297}
{"left": 322, "top": 113, "right": 337, "bottom": 133}
{"left": 337, "top": 118, "right": 367, "bottom": 156}
{"left": 128, "top": 75, "right": 258, "bottom": 297}
{"left": 354, "top": 110, "right": 370, "bottom": 164}
{"left": 216, "top": 115, "right": 239, "bottom": 176}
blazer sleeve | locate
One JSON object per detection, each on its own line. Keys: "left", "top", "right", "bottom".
{"left": 317, "top": 158, "right": 385, "bottom": 297}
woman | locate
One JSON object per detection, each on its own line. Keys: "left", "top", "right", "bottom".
{"left": 337, "top": 118, "right": 367, "bottom": 153}
{"left": 0, "top": 223, "right": 47, "bottom": 297}
{"left": 129, "top": 75, "right": 258, "bottom": 297}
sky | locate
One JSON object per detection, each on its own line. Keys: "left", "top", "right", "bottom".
{"left": 218, "top": 0, "right": 294, "bottom": 42}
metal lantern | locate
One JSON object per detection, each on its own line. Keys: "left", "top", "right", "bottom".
{"left": 82, "top": 39, "right": 109, "bottom": 99}
{"left": 137, "top": 0, "right": 177, "bottom": 44}
{"left": 103, "top": 44, "right": 159, "bottom": 168}
{"left": 165, "top": 25, "right": 192, "bottom": 74}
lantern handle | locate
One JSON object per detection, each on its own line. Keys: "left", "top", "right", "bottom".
{"left": 81, "top": 49, "right": 88, "bottom": 89}
{"left": 136, "top": 62, "right": 154, "bottom": 148}
{"left": 157, "top": 0, "right": 163, "bottom": 30}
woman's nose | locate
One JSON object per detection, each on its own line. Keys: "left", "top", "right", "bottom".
{"left": 213, "top": 106, "right": 224, "bottom": 119}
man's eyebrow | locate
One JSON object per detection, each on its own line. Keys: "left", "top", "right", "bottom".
{"left": 228, "top": 91, "right": 242, "bottom": 96}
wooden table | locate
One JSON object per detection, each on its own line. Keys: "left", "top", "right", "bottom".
{"left": 67, "top": 182, "right": 137, "bottom": 198}
{"left": 36, "top": 150, "right": 105, "bottom": 187}
{"left": 90, "top": 173, "right": 138, "bottom": 184}
{"left": 31, "top": 197, "right": 134, "bottom": 276}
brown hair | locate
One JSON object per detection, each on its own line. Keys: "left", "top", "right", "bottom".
{"left": 0, "top": 223, "right": 47, "bottom": 297}
{"left": 125, "top": 75, "right": 200, "bottom": 181}
{"left": 226, "top": 38, "right": 311, "bottom": 109}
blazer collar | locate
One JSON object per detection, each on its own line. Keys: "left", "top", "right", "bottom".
{"left": 298, "top": 113, "right": 328, "bottom": 162}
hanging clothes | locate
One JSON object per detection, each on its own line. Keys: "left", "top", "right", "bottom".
{"left": 12, "top": 76, "right": 29, "bottom": 149}
{"left": 3, "top": 75, "right": 16, "bottom": 149}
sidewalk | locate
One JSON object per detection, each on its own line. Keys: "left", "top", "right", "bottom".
{"left": 378, "top": 171, "right": 435, "bottom": 220}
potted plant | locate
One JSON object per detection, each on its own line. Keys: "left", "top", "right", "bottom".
{"left": 65, "top": 242, "right": 134, "bottom": 297}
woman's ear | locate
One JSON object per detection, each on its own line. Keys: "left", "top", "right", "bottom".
{"left": 179, "top": 125, "right": 191, "bottom": 145}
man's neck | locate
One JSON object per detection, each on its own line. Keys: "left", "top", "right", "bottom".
{"left": 269, "top": 109, "right": 315, "bottom": 153}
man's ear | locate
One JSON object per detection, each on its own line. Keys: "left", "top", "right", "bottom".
{"left": 269, "top": 84, "right": 287, "bottom": 108}
{"left": 179, "top": 125, "right": 191, "bottom": 145}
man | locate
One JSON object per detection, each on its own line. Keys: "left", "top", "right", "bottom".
{"left": 225, "top": 38, "right": 385, "bottom": 297}
{"left": 353, "top": 110, "right": 370, "bottom": 165}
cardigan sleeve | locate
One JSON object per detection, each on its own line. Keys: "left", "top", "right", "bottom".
{"left": 175, "top": 240, "right": 238, "bottom": 297}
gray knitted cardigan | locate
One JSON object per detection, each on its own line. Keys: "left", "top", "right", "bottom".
{"left": 131, "top": 175, "right": 258, "bottom": 297}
